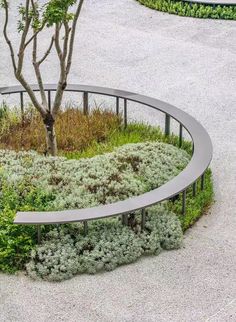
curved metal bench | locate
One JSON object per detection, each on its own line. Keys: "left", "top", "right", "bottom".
{"left": 0, "top": 84, "right": 213, "bottom": 240}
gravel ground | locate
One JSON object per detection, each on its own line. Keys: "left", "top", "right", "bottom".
{"left": 0, "top": 1, "right": 236, "bottom": 321}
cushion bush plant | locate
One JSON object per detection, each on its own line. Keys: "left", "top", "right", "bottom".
{"left": 26, "top": 205, "right": 183, "bottom": 281}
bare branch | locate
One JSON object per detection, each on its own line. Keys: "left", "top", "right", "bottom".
{"left": 54, "top": 23, "right": 63, "bottom": 61}
{"left": 62, "top": 21, "right": 70, "bottom": 61}
{"left": 52, "top": 22, "right": 67, "bottom": 117}
{"left": 2, "top": 0, "right": 17, "bottom": 72}
{"left": 17, "top": 73, "right": 47, "bottom": 117}
{"left": 24, "top": 0, "right": 45, "bottom": 49}
{"left": 66, "top": 0, "right": 85, "bottom": 75}
{"left": 37, "top": 36, "right": 54, "bottom": 65}
{"left": 16, "top": 0, "right": 32, "bottom": 76}
{"left": 32, "top": 32, "right": 48, "bottom": 109}
{"left": 52, "top": 0, "right": 85, "bottom": 117}
{"left": 24, "top": 22, "right": 45, "bottom": 49}
{"left": 2, "top": 0, "right": 45, "bottom": 116}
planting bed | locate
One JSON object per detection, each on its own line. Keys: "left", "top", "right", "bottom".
{"left": 0, "top": 85, "right": 213, "bottom": 281}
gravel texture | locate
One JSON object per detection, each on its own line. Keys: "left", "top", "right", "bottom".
{"left": 0, "top": 1, "right": 236, "bottom": 321}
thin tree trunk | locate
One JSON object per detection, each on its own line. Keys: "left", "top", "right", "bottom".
{"left": 44, "top": 113, "right": 57, "bottom": 156}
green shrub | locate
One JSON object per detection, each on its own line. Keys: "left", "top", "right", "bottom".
{"left": 26, "top": 205, "right": 183, "bottom": 281}
{"left": 169, "top": 169, "right": 214, "bottom": 231}
{"left": 137, "top": 0, "right": 236, "bottom": 20}
{"left": 0, "top": 179, "right": 54, "bottom": 272}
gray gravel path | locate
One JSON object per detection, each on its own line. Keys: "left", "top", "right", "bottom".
{"left": 0, "top": 1, "right": 236, "bottom": 321}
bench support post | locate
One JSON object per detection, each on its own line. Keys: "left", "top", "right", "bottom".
{"left": 182, "top": 190, "right": 186, "bottom": 215}
{"left": 83, "top": 221, "right": 88, "bottom": 236}
{"left": 141, "top": 209, "right": 146, "bottom": 231}
{"left": 37, "top": 226, "right": 41, "bottom": 244}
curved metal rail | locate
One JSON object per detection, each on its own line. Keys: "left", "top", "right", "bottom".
{"left": 182, "top": 0, "right": 236, "bottom": 6}
{"left": 0, "top": 84, "right": 213, "bottom": 230}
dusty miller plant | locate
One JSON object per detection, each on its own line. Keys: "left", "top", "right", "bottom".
{"left": 0, "top": 0, "right": 85, "bottom": 155}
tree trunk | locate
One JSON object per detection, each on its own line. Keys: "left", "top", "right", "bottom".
{"left": 44, "top": 113, "right": 58, "bottom": 156}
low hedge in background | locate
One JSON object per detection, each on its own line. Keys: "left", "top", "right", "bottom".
{"left": 137, "top": 0, "right": 236, "bottom": 20}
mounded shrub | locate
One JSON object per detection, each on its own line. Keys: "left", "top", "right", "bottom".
{"left": 26, "top": 205, "right": 183, "bottom": 281}
{"left": 0, "top": 142, "right": 190, "bottom": 210}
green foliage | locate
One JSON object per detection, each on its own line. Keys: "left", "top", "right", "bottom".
{"left": 169, "top": 169, "right": 214, "bottom": 231}
{"left": 0, "top": 179, "right": 54, "bottom": 273}
{"left": 14, "top": 0, "right": 79, "bottom": 32}
{"left": 0, "top": 207, "right": 35, "bottom": 273}
{"left": 44, "top": 0, "right": 77, "bottom": 26}
{"left": 137, "top": 0, "right": 236, "bottom": 20}
{"left": 26, "top": 205, "right": 183, "bottom": 281}
{"left": 63, "top": 122, "right": 193, "bottom": 159}
{"left": 1, "top": 0, "right": 82, "bottom": 32}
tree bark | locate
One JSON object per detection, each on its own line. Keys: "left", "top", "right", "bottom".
{"left": 43, "top": 113, "right": 57, "bottom": 156}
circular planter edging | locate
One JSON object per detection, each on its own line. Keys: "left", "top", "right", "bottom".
{"left": 0, "top": 84, "right": 213, "bottom": 229}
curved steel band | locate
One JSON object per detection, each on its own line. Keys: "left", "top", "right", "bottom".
{"left": 0, "top": 84, "right": 213, "bottom": 225}
{"left": 182, "top": 0, "right": 236, "bottom": 6}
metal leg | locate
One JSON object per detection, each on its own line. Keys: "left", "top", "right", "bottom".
{"left": 20, "top": 92, "right": 24, "bottom": 122}
{"left": 116, "top": 97, "right": 119, "bottom": 115}
{"left": 83, "top": 221, "right": 88, "bottom": 236}
{"left": 141, "top": 209, "right": 146, "bottom": 231}
{"left": 179, "top": 124, "right": 183, "bottom": 147}
{"left": 165, "top": 114, "right": 170, "bottom": 136}
{"left": 193, "top": 181, "right": 197, "bottom": 197}
{"left": 182, "top": 190, "right": 186, "bottom": 215}
{"left": 83, "top": 92, "right": 89, "bottom": 115}
{"left": 124, "top": 99, "right": 127, "bottom": 128}
{"left": 48, "top": 90, "right": 51, "bottom": 112}
{"left": 201, "top": 173, "right": 205, "bottom": 190}
{"left": 122, "top": 214, "right": 128, "bottom": 225}
{"left": 37, "top": 225, "right": 41, "bottom": 244}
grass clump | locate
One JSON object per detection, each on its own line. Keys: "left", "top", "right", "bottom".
{"left": 137, "top": 0, "right": 236, "bottom": 20}
{"left": 62, "top": 123, "right": 193, "bottom": 159}
{"left": 0, "top": 105, "right": 121, "bottom": 154}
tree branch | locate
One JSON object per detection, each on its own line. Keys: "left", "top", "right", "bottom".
{"left": 54, "top": 23, "right": 63, "bottom": 60}
{"left": 52, "top": 0, "right": 85, "bottom": 117}
{"left": 52, "top": 22, "right": 67, "bottom": 117}
{"left": 66, "top": 0, "right": 85, "bottom": 75}
{"left": 37, "top": 36, "right": 54, "bottom": 65}
{"left": 24, "top": 22, "right": 45, "bottom": 49}
{"left": 2, "top": 0, "right": 17, "bottom": 72}
{"left": 16, "top": 0, "right": 31, "bottom": 76}
{"left": 32, "top": 32, "right": 48, "bottom": 109}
